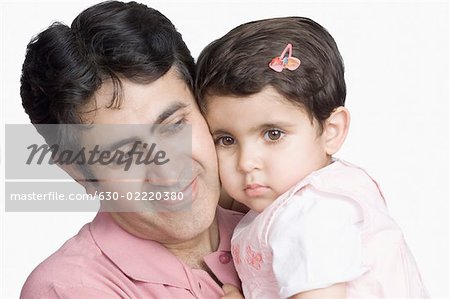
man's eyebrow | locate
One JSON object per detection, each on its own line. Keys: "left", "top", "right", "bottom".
{"left": 150, "top": 101, "right": 188, "bottom": 133}
{"left": 99, "top": 102, "right": 189, "bottom": 152}
{"left": 155, "top": 102, "right": 189, "bottom": 125}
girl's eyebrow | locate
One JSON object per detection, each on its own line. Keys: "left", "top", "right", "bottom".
{"left": 249, "top": 121, "right": 296, "bottom": 132}
{"left": 210, "top": 128, "right": 230, "bottom": 136}
{"left": 210, "top": 121, "right": 296, "bottom": 136}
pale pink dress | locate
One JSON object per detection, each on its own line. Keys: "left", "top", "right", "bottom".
{"left": 231, "top": 159, "right": 429, "bottom": 299}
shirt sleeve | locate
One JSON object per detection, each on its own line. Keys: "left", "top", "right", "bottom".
{"left": 268, "top": 188, "right": 367, "bottom": 298}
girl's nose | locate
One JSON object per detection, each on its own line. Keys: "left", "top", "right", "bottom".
{"left": 237, "top": 144, "right": 262, "bottom": 173}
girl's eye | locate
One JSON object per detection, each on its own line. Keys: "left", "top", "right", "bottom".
{"left": 216, "top": 136, "right": 235, "bottom": 146}
{"left": 264, "top": 129, "right": 284, "bottom": 141}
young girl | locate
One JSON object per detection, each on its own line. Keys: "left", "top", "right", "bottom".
{"left": 195, "top": 17, "right": 429, "bottom": 299}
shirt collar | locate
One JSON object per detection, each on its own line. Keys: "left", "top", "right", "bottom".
{"left": 90, "top": 207, "right": 238, "bottom": 288}
{"left": 90, "top": 212, "right": 190, "bottom": 288}
{"left": 215, "top": 206, "right": 235, "bottom": 252}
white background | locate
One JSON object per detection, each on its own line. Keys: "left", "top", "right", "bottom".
{"left": 1, "top": 0, "right": 449, "bottom": 298}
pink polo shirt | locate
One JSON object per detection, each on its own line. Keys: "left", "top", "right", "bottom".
{"left": 20, "top": 207, "right": 243, "bottom": 299}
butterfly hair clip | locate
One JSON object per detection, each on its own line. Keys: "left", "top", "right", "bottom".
{"left": 269, "top": 43, "right": 301, "bottom": 72}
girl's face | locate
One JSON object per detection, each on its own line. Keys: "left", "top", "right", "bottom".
{"left": 205, "top": 87, "right": 331, "bottom": 212}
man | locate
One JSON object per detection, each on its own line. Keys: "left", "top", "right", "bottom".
{"left": 20, "top": 1, "right": 242, "bottom": 298}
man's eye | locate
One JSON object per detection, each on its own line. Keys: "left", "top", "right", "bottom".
{"left": 111, "top": 148, "right": 136, "bottom": 165}
{"left": 159, "top": 118, "right": 186, "bottom": 135}
{"left": 123, "top": 150, "right": 135, "bottom": 160}
{"left": 264, "top": 129, "right": 284, "bottom": 141}
{"left": 215, "top": 136, "right": 235, "bottom": 146}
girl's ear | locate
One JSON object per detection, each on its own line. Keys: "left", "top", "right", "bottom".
{"left": 323, "top": 106, "right": 350, "bottom": 155}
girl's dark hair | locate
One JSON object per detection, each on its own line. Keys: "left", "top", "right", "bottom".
{"left": 196, "top": 17, "right": 346, "bottom": 128}
{"left": 21, "top": 0, "right": 195, "bottom": 126}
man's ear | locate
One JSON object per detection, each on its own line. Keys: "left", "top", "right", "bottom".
{"left": 323, "top": 106, "right": 350, "bottom": 155}
{"left": 57, "top": 163, "right": 97, "bottom": 195}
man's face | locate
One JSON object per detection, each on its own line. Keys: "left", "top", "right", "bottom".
{"left": 81, "top": 68, "right": 220, "bottom": 244}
